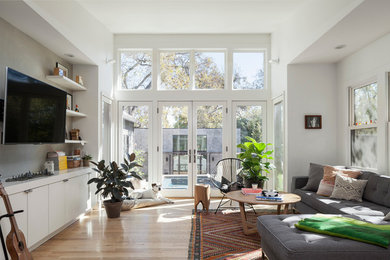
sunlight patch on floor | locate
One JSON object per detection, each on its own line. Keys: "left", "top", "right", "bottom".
{"left": 157, "top": 213, "right": 192, "bottom": 223}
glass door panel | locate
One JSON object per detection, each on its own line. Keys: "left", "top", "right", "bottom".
{"left": 160, "top": 103, "right": 192, "bottom": 196}
{"left": 194, "top": 103, "right": 225, "bottom": 195}
{"left": 120, "top": 103, "right": 151, "bottom": 182}
{"left": 273, "top": 100, "right": 284, "bottom": 191}
{"left": 234, "top": 102, "right": 265, "bottom": 154}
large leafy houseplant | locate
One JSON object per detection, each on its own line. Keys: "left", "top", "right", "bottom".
{"left": 87, "top": 153, "right": 142, "bottom": 218}
{"left": 237, "top": 137, "right": 275, "bottom": 188}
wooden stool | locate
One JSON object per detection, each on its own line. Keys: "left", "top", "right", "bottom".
{"left": 194, "top": 184, "right": 210, "bottom": 213}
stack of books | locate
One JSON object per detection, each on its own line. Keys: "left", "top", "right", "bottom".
{"left": 256, "top": 195, "right": 283, "bottom": 202}
{"left": 241, "top": 188, "right": 263, "bottom": 195}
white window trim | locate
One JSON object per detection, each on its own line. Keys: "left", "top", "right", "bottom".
{"left": 348, "top": 81, "right": 378, "bottom": 169}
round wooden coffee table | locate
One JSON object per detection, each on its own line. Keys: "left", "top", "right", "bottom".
{"left": 225, "top": 190, "right": 301, "bottom": 235}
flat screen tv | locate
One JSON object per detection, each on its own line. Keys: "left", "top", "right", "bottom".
{"left": 3, "top": 67, "right": 66, "bottom": 144}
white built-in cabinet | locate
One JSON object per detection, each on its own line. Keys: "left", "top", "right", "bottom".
{"left": 0, "top": 170, "right": 93, "bottom": 260}
{"left": 26, "top": 185, "right": 49, "bottom": 247}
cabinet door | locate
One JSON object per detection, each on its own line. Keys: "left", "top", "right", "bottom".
{"left": 87, "top": 172, "right": 98, "bottom": 210}
{"left": 0, "top": 192, "right": 28, "bottom": 260}
{"left": 48, "top": 181, "right": 66, "bottom": 233}
{"left": 27, "top": 185, "right": 49, "bottom": 247}
{"left": 65, "top": 177, "right": 79, "bottom": 222}
{"left": 78, "top": 174, "right": 89, "bottom": 214}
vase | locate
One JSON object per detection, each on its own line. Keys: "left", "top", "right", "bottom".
{"left": 103, "top": 200, "right": 123, "bottom": 218}
{"left": 83, "top": 160, "right": 90, "bottom": 167}
{"left": 243, "top": 179, "right": 265, "bottom": 189}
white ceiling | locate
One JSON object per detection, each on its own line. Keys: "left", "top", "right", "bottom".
{"left": 77, "top": 0, "right": 308, "bottom": 34}
{"left": 293, "top": 0, "right": 390, "bottom": 63}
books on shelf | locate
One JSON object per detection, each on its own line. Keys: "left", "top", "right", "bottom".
{"left": 256, "top": 195, "right": 283, "bottom": 202}
{"left": 241, "top": 188, "right": 263, "bottom": 195}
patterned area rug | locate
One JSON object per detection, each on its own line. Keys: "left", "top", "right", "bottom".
{"left": 188, "top": 208, "right": 276, "bottom": 260}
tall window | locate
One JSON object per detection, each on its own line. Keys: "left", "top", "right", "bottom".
{"left": 350, "top": 82, "right": 377, "bottom": 168}
{"left": 120, "top": 51, "right": 152, "bottom": 90}
{"left": 233, "top": 52, "right": 265, "bottom": 90}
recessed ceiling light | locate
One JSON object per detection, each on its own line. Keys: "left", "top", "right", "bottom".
{"left": 64, "top": 53, "right": 75, "bottom": 58}
{"left": 334, "top": 44, "right": 346, "bottom": 50}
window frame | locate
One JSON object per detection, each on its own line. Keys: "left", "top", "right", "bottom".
{"left": 348, "top": 81, "right": 378, "bottom": 169}
{"left": 232, "top": 49, "right": 266, "bottom": 91}
{"left": 118, "top": 49, "right": 153, "bottom": 91}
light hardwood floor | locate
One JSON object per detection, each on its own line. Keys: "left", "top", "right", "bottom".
{"left": 31, "top": 199, "right": 225, "bottom": 259}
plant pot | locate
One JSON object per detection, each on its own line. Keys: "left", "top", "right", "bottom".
{"left": 103, "top": 200, "right": 123, "bottom": 218}
{"left": 243, "top": 178, "right": 265, "bottom": 189}
{"left": 83, "top": 160, "right": 90, "bottom": 167}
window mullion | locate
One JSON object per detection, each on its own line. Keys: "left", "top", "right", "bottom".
{"left": 190, "top": 50, "right": 195, "bottom": 90}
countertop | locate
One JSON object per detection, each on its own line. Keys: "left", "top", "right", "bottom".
{"left": 1, "top": 167, "right": 93, "bottom": 195}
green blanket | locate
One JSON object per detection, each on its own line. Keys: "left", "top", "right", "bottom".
{"left": 295, "top": 215, "right": 390, "bottom": 248}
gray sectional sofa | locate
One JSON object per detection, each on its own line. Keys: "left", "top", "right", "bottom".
{"left": 292, "top": 165, "right": 390, "bottom": 224}
{"left": 256, "top": 163, "right": 390, "bottom": 260}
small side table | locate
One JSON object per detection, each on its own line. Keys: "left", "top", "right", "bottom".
{"left": 194, "top": 184, "right": 210, "bottom": 213}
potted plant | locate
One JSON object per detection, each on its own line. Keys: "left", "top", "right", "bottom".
{"left": 87, "top": 153, "right": 142, "bottom": 218}
{"left": 82, "top": 154, "right": 92, "bottom": 167}
{"left": 237, "top": 136, "right": 275, "bottom": 189}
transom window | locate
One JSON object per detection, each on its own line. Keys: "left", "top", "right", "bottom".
{"left": 119, "top": 49, "right": 265, "bottom": 91}
{"left": 233, "top": 52, "right": 264, "bottom": 90}
{"left": 349, "top": 82, "right": 377, "bottom": 169}
{"left": 120, "top": 51, "right": 152, "bottom": 90}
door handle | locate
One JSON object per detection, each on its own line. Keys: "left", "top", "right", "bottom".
{"left": 24, "top": 189, "right": 33, "bottom": 193}
{"left": 63, "top": 179, "right": 69, "bottom": 182}
{"left": 194, "top": 149, "right": 196, "bottom": 162}
{"left": 188, "top": 150, "right": 191, "bottom": 163}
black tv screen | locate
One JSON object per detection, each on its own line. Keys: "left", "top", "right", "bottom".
{"left": 3, "top": 67, "right": 66, "bottom": 144}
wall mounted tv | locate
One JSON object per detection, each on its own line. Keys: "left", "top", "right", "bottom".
{"left": 3, "top": 67, "right": 66, "bottom": 144}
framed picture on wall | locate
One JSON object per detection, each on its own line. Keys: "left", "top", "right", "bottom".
{"left": 56, "top": 62, "right": 69, "bottom": 78}
{"left": 305, "top": 115, "right": 322, "bottom": 129}
{"left": 66, "top": 93, "right": 73, "bottom": 110}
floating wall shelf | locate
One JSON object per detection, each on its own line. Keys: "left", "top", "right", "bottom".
{"left": 46, "top": 75, "right": 87, "bottom": 91}
{"left": 66, "top": 110, "right": 87, "bottom": 118}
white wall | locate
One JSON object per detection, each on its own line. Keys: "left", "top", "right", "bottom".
{"left": 336, "top": 31, "right": 390, "bottom": 174}
{"left": 271, "top": 0, "right": 363, "bottom": 98}
{"left": 287, "top": 64, "right": 339, "bottom": 190}
{"left": 0, "top": 18, "right": 72, "bottom": 177}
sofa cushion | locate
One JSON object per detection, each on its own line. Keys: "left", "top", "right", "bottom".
{"left": 302, "top": 163, "right": 327, "bottom": 191}
{"left": 294, "top": 189, "right": 389, "bottom": 217}
{"left": 363, "top": 173, "right": 390, "bottom": 207}
{"left": 323, "top": 166, "right": 361, "bottom": 184}
{"left": 330, "top": 174, "right": 367, "bottom": 202}
{"left": 257, "top": 214, "right": 390, "bottom": 260}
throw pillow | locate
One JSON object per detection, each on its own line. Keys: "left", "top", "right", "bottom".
{"left": 302, "top": 163, "right": 325, "bottom": 191}
{"left": 316, "top": 179, "right": 334, "bottom": 196}
{"left": 330, "top": 174, "right": 368, "bottom": 202}
{"left": 384, "top": 212, "right": 390, "bottom": 221}
{"left": 323, "top": 166, "right": 361, "bottom": 184}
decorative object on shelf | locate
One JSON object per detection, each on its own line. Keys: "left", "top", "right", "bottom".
{"left": 75, "top": 75, "right": 84, "bottom": 86}
{"left": 82, "top": 154, "right": 92, "bottom": 167}
{"left": 74, "top": 149, "right": 81, "bottom": 155}
{"left": 55, "top": 62, "right": 69, "bottom": 78}
{"left": 43, "top": 160, "right": 55, "bottom": 174}
{"left": 75, "top": 105, "right": 79, "bottom": 112}
{"left": 5, "top": 169, "right": 54, "bottom": 182}
{"left": 66, "top": 93, "right": 73, "bottom": 110}
{"left": 67, "top": 156, "right": 81, "bottom": 168}
{"left": 47, "top": 151, "right": 67, "bottom": 170}
{"left": 305, "top": 115, "right": 322, "bottom": 129}
{"left": 87, "top": 153, "right": 142, "bottom": 218}
{"left": 70, "top": 129, "right": 80, "bottom": 140}
{"left": 237, "top": 136, "right": 275, "bottom": 188}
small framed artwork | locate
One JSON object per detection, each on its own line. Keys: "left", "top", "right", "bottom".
{"left": 56, "top": 62, "right": 69, "bottom": 78}
{"left": 66, "top": 93, "right": 73, "bottom": 110}
{"left": 305, "top": 115, "right": 322, "bottom": 129}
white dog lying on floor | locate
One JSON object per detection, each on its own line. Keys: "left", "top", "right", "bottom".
{"left": 123, "top": 183, "right": 174, "bottom": 210}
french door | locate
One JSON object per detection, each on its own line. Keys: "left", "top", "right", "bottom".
{"left": 158, "top": 102, "right": 228, "bottom": 197}
{"left": 119, "top": 101, "right": 267, "bottom": 197}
